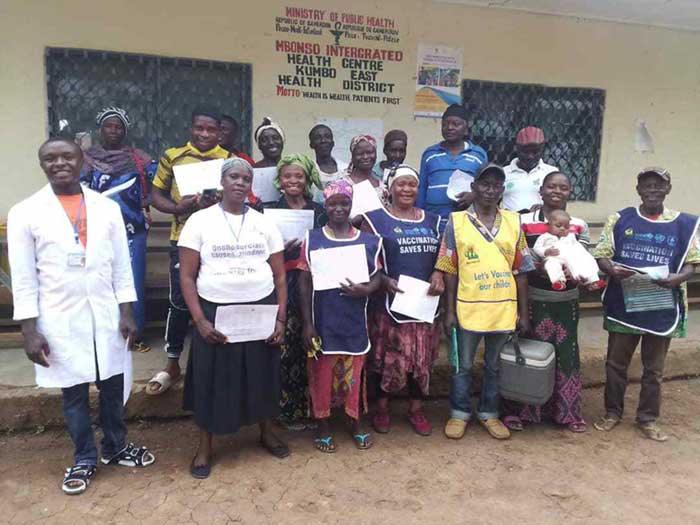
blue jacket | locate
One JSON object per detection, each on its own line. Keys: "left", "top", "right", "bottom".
{"left": 417, "top": 141, "right": 487, "bottom": 231}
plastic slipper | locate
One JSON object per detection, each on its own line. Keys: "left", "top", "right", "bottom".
{"left": 503, "top": 415, "right": 524, "bottom": 432}
{"left": 314, "top": 436, "right": 337, "bottom": 453}
{"left": 568, "top": 421, "right": 587, "bottom": 433}
{"left": 132, "top": 341, "right": 151, "bottom": 353}
{"left": 190, "top": 458, "right": 211, "bottom": 479}
{"left": 353, "top": 433, "right": 373, "bottom": 450}
{"left": 145, "top": 371, "right": 179, "bottom": 396}
{"left": 101, "top": 442, "right": 155, "bottom": 467}
{"left": 593, "top": 416, "right": 620, "bottom": 432}
{"left": 62, "top": 464, "right": 96, "bottom": 495}
{"left": 260, "top": 436, "right": 290, "bottom": 458}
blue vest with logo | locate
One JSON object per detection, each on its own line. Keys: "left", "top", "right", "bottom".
{"left": 603, "top": 207, "right": 699, "bottom": 335}
{"left": 306, "top": 227, "right": 381, "bottom": 355}
{"left": 364, "top": 208, "right": 441, "bottom": 323}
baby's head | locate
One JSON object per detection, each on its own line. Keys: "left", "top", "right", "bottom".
{"left": 547, "top": 209, "right": 570, "bottom": 238}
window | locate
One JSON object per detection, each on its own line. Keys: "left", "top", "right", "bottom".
{"left": 462, "top": 79, "right": 605, "bottom": 201}
{"left": 45, "top": 48, "right": 252, "bottom": 158}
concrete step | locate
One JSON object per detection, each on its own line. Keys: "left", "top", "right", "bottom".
{"left": 1, "top": 310, "right": 699, "bottom": 431}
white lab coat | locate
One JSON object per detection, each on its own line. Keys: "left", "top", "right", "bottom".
{"left": 7, "top": 184, "right": 136, "bottom": 388}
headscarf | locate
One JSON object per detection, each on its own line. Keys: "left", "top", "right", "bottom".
{"left": 221, "top": 156, "right": 254, "bottom": 176}
{"left": 275, "top": 154, "right": 322, "bottom": 197}
{"left": 383, "top": 129, "right": 408, "bottom": 150}
{"left": 254, "top": 117, "right": 286, "bottom": 144}
{"left": 385, "top": 164, "right": 419, "bottom": 191}
{"left": 96, "top": 106, "right": 130, "bottom": 131}
{"left": 323, "top": 180, "right": 353, "bottom": 202}
{"left": 348, "top": 134, "right": 377, "bottom": 173}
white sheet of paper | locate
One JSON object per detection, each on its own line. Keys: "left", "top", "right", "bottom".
{"left": 390, "top": 275, "right": 440, "bottom": 323}
{"left": 214, "top": 304, "right": 279, "bottom": 343}
{"left": 173, "top": 158, "right": 223, "bottom": 196}
{"left": 614, "top": 263, "right": 670, "bottom": 280}
{"left": 265, "top": 209, "right": 315, "bottom": 242}
{"left": 350, "top": 180, "right": 383, "bottom": 217}
{"left": 122, "top": 339, "right": 132, "bottom": 405}
{"left": 252, "top": 167, "right": 281, "bottom": 203}
{"left": 310, "top": 244, "right": 370, "bottom": 291}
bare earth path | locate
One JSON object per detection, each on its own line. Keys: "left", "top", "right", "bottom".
{"left": 2, "top": 380, "right": 700, "bottom": 524}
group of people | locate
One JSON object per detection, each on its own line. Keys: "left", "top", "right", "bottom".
{"left": 7, "top": 101, "right": 699, "bottom": 494}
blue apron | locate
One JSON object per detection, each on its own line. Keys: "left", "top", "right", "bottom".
{"left": 306, "top": 227, "right": 381, "bottom": 355}
{"left": 364, "top": 208, "right": 441, "bottom": 323}
{"left": 603, "top": 207, "right": 699, "bottom": 335}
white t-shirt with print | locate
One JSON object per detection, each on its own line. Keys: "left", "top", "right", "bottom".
{"left": 178, "top": 205, "right": 284, "bottom": 304}
{"left": 502, "top": 158, "right": 559, "bottom": 211}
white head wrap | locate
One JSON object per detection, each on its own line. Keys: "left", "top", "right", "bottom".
{"left": 254, "top": 117, "right": 285, "bottom": 144}
{"left": 95, "top": 106, "right": 130, "bottom": 130}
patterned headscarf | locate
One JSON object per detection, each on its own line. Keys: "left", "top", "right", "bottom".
{"left": 348, "top": 134, "right": 377, "bottom": 172}
{"left": 96, "top": 106, "right": 130, "bottom": 131}
{"left": 254, "top": 117, "right": 286, "bottom": 144}
{"left": 275, "top": 154, "right": 322, "bottom": 197}
{"left": 323, "top": 180, "right": 353, "bottom": 202}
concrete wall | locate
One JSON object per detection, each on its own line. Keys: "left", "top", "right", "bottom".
{"left": 1, "top": 0, "right": 699, "bottom": 221}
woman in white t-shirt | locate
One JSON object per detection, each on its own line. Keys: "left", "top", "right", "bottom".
{"left": 178, "top": 157, "right": 288, "bottom": 479}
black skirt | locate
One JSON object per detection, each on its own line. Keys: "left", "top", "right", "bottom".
{"left": 183, "top": 294, "right": 281, "bottom": 434}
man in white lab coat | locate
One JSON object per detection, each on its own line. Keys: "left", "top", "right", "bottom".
{"left": 7, "top": 137, "right": 155, "bottom": 495}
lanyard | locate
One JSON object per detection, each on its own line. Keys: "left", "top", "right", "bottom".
{"left": 69, "top": 197, "right": 86, "bottom": 245}
{"left": 220, "top": 204, "right": 247, "bottom": 243}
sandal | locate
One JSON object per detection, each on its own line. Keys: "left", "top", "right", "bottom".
{"left": 190, "top": 457, "right": 211, "bottom": 479}
{"left": 101, "top": 443, "right": 155, "bottom": 467}
{"left": 372, "top": 410, "right": 391, "bottom": 434}
{"left": 132, "top": 341, "right": 151, "bottom": 353}
{"left": 260, "top": 435, "right": 290, "bottom": 459}
{"left": 568, "top": 421, "right": 588, "bottom": 433}
{"left": 145, "top": 371, "right": 180, "bottom": 396}
{"left": 314, "top": 436, "right": 337, "bottom": 453}
{"left": 637, "top": 422, "right": 668, "bottom": 442}
{"left": 353, "top": 433, "right": 373, "bottom": 450}
{"left": 502, "top": 415, "right": 524, "bottom": 432}
{"left": 62, "top": 464, "right": 96, "bottom": 495}
{"left": 593, "top": 416, "right": 620, "bottom": 432}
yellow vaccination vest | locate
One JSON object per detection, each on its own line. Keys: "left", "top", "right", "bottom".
{"left": 453, "top": 210, "right": 521, "bottom": 333}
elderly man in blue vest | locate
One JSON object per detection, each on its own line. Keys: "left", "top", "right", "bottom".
{"left": 593, "top": 167, "right": 700, "bottom": 441}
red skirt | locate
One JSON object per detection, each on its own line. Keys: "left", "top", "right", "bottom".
{"left": 307, "top": 354, "right": 367, "bottom": 420}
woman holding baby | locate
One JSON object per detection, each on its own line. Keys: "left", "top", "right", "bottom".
{"left": 502, "top": 171, "right": 599, "bottom": 433}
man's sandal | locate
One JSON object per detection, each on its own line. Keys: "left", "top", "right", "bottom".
{"left": 637, "top": 422, "right": 668, "bottom": 442}
{"left": 101, "top": 443, "right": 155, "bottom": 467}
{"left": 314, "top": 436, "right": 337, "bottom": 453}
{"left": 145, "top": 371, "right": 180, "bottom": 396}
{"left": 62, "top": 464, "right": 96, "bottom": 495}
{"left": 593, "top": 416, "right": 620, "bottom": 432}
{"left": 132, "top": 341, "right": 151, "bottom": 353}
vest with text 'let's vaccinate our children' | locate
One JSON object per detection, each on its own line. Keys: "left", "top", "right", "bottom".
{"left": 603, "top": 207, "right": 699, "bottom": 335}
{"left": 453, "top": 210, "right": 521, "bottom": 333}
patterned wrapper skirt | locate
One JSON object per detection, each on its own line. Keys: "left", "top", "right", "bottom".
{"left": 504, "top": 297, "right": 585, "bottom": 425}
{"left": 183, "top": 295, "right": 281, "bottom": 435}
{"left": 368, "top": 308, "right": 441, "bottom": 397}
{"left": 307, "top": 354, "right": 367, "bottom": 420}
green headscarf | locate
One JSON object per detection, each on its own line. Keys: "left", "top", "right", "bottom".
{"left": 275, "top": 154, "right": 323, "bottom": 198}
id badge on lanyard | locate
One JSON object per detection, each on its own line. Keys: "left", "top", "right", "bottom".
{"left": 67, "top": 197, "right": 86, "bottom": 268}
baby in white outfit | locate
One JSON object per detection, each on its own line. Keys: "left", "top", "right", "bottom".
{"left": 532, "top": 209, "right": 604, "bottom": 290}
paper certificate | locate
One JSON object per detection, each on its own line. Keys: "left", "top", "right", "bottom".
{"left": 123, "top": 338, "right": 132, "bottom": 405}
{"left": 349, "top": 180, "right": 383, "bottom": 217}
{"left": 253, "top": 167, "right": 282, "bottom": 203}
{"left": 173, "top": 158, "right": 224, "bottom": 196}
{"left": 309, "top": 244, "right": 370, "bottom": 291}
{"left": 214, "top": 304, "right": 279, "bottom": 343}
{"left": 265, "top": 209, "right": 315, "bottom": 242}
{"left": 390, "top": 275, "right": 440, "bottom": 323}
{"left": 621, "top": 277, "right": 675, "bottom": 313}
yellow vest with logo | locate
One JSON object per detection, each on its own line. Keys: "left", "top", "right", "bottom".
{"left": 453, "top": 210, "right": 521, "bottom": 333}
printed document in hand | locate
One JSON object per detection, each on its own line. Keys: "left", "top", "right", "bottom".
{"left": 123, "top": 338, "right": 132, "bottom": 405}
{"left": 349, "top": 180, "right": 383, "bottom": 217}
{"left": 214, "top": 304, "right": 279, "bottom": 343}
{"left": 173, "top": 158, "right": 224, "bottom": 196}
{"left": 252, "top": 167, "right": 281, "bottom": 203}
{"left": 310, "top": 244, "right": 370, "bottom": 291}
{"left": 265, "top": 209, "right": 315, "bottom": 242}
{"left": 614, "top": 263, "right": 670, "bottom": 280}
{"left": 390, "top": 275, "right": 439, "bottom": 323}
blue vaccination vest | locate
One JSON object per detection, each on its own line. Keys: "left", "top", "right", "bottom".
{"left": 364, "top": 208, "right": 441, "bottom": 323}
{"left": 603, "top": 207, "right": 699, "bottom": 335}
{"left": 306, "top": 228, "right": 382, "bottom": 355}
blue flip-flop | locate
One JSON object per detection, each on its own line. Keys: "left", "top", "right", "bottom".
{"left": 353, "top": 433, "right": 373, "bottom": 450}
{"left": 314, "top": 436, "right": 337, "bottom": 453}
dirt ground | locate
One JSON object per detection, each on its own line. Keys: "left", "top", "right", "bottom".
{"left": 2, "top": 380, "right": 700, "bottom": 525}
